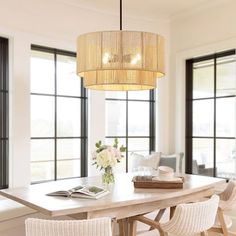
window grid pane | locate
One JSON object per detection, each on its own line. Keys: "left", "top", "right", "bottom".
{"left": 105, "top": 91, "right": 155, "bottom": 172}
{"left": 186, "top": 50, "right": 236, "bottom": 179}
{"left": 30, "top": 45, "right": 87, "bottom": 183}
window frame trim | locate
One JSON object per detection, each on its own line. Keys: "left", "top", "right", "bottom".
{"left": 185, "top": 49, "right": 236, "bottom": 176}
{"left": 0, "top": 37, "right": 9, "bottom": 189}
{"left": 30, "top": 44, "right": 88, "bottom": 184}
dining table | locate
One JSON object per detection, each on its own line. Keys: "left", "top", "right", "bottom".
{"left": 0, "top": 173, "right": 225, "bottom": 236}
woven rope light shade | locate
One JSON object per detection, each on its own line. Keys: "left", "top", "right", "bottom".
{"left": 77, "top": 31, "right": 165, "bottom": 91}
{"left": 76, "top": 0, "right": 165, "bottom": 91}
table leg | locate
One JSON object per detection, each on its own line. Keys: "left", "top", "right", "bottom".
{"left": 129, "top": 219, "right": 137, "bottom": 236}
{"left": 118, "top": 219, "right": 128, "bottom": 236}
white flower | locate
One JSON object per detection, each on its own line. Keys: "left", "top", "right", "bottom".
{"left": 107, "top": 146, "right": 122, "bottom": 160}
{"left": 96, "top": 149, "right": 117, "bottom": 168}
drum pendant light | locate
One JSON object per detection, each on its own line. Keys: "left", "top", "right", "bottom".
{"left": 76, "top": 0, "right": 165, "bottom": 91}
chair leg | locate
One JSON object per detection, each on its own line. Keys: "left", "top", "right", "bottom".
{"left": 130, "top": 215, "right": 166, "bottom": 236}
{"left": 217, "top": 208, "right": 229, "bottom": 236}
{"left": 149, "top": 208, "right": 166, "bottom": 231}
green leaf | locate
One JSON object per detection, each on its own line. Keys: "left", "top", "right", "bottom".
{"left": 95, "top": 140, "right": 103, "bottom": 149}
{"left": 113, "top": 138, "right": 118, "bottom": 148}
{"left": 120, "top": 145, "right": 126, "bottom": 152}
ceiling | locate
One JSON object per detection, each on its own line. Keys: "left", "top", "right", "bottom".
{"left": 55, "top": 0, "right": 225, "bottom": 20}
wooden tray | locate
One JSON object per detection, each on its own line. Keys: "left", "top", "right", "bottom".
{"left": 132, "top": 176, "right": 184, "bottom": 189}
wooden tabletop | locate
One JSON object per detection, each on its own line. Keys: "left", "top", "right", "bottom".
{"left": 0, "top": 173, "right": 225, "bottom": 218}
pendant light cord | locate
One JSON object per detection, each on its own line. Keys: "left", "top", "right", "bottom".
{"left": 120, "top": 0, "right": 122, "bottom": 30}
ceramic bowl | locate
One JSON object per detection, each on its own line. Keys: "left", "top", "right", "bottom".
{"left": 158, "top": 166, "right": 174, "bottom": 180}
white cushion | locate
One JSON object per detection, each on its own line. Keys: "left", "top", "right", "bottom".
{"left": 130, "top": 152, "right": 160, "bottom": 171}
{"left": 154, "top": 152, "right": 184, "bottom": 174}
{"left": 0, "top": 199, "right": 36, "bottom": 222}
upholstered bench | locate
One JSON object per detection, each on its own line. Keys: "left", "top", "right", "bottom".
{"left": 0, "top": 198, "right": 37, "bottom": 221}
{"left": 0, "top": 198, "right": 38, "bottom": 236}
{"left": 0, "top": 197, "right": 73, "bottom": 236}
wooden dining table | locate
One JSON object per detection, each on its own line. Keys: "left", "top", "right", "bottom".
{"left": 0, "top": 173, "right": 225, "bottom": 236}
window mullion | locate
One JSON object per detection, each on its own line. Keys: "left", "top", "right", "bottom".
{"left": 126, "top": 92, "right": 128, "bottom": 173}
{"left": 54, "top": 50, "right": 57, "bottom": 181}
{"left": 80, "top": 78, "right": 88, "bottom": 177}
{"left": 213, "top": 55, "right": 217, "bottom": 177}
{"left": 0, "top": 38, "right": 8, "bottom": 189}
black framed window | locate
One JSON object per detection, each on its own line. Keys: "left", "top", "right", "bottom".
{"left": 0, "top": 37, "right": 9, "bottom": 189}
{"left": 186, "top": 49, "right": 236, "bottom": 178}
{"left": 30, "top": 45, "right": 87, "bottom": 183}
{"left": 105, "top": 90, "right": 155, "bottom": 172}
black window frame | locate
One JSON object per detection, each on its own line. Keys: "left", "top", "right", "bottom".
{"left": 186, "top": 49, "right": 236, "bottom": 177}
{"left": 30, "top": 45, "right": 88, "bottom": 184}
{"left": 0, "top": 37, "right": 9, "bottom": 189}
{"left": 105, "top": 90, "right": 156, "bottom": 172}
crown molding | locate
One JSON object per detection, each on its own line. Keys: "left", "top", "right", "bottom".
{"left": 170, "top": 0, "right": 232, "bottom": 22}
{"left": 53, "top": 0, "right": 170, "bottom": 23}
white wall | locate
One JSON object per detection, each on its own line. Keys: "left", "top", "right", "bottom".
{"left": 170, "top": 0, "right": 236, "bottom": 155}
{"left": 0, "top": 0, "right": 170, "bottom": 187}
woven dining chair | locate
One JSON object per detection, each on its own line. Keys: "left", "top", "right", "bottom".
{"left": 210, "top": 180, "right": 236, "bottom": 236}
{"left": 25, "top": 217, "right": 112, "bottom": 236}
{"left": 129, "top": 195, "right": 219, "bottom": 236}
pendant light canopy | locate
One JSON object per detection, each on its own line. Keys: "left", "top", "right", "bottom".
{"left": 76, "top": 0, "right": 165, "bottom": 91}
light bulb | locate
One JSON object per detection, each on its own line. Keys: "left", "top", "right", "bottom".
{"left": 103, "top": 53, "right": 110, "bottom": 64}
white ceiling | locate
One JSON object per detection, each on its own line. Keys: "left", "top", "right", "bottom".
{"left": 55, "top": 0, "right": 225, "bottom": 20}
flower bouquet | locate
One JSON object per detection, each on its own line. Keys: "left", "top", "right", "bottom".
{"left": 93, "top": 138, "right": 126, "bottom": 185}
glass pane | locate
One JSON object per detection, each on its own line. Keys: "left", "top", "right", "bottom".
{"left": 216, "top": 139, "right": 236, "bottom": 178}
{"left": 57, "top": 97, "right": 81, "bottom": 137}
{"left": 128, "top": 138, "right": 149, "bottom": 152}
{"left": 57, "top": 139, "right": 81, "bottom": 160}
{"left": 217, "top": 55, "right": 236, "bottom": 97}
{"left": 31, "top": 139, "right": 54, "bottom": 162}
{"left": 193, "top": 100, "right": 214, "bottom": 137}
{"left": 192, "top": 138, "right": 214, "bottom": 176}
{"left": 31, "top": 50, "right": 55, "bottom": 94}
{"left": 216, "top": 97, "right": 235, "bottom": 137}
{"left": 128, "top": 101, "right": 149, "bottom": 136}
{"left": 57, "top": 160, "right": 80, "bottom": 179}
{"left": 106, "top": 100, "right": 126, "bottom": 136}
{"left": 57, "top": 55, "right": 81, "bottom": 96}
{"left": 31, "top": 95, "right": 55, "bottom": 137}
{"left": 105, "top": 138, "right": 126, "bottom": 173}
{"left": 193, "top": 60, "right": 214, "bottom": 99}
{"left": 128, "top": 90, "right": 150, "bottom": 100}
{"left": 31, "top": 161, "right": 54, "bottom": 182}
{"left": 106, "top": 91, "right": 126, "bottom": 99}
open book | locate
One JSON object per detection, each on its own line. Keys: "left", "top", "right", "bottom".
{"left": 47, "top": 185, "right": 109, "bottom": 199}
